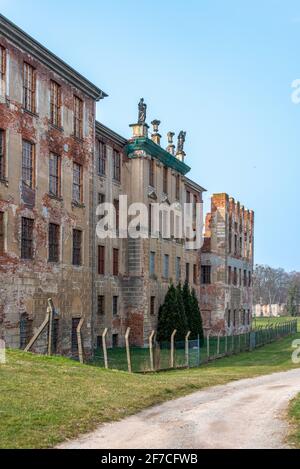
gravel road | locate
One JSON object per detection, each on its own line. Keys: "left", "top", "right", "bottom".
{"left": 59, "top": 368, "right": 300, "bottom": 449}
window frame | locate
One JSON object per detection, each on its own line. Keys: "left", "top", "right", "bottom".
{"left": 97, "top": 295, "right": 105, "bottom": 315}
{"left": 72, "top": 229, "right": 82, "bottom": 266}
{"left": 49, "top": 153, "right": 61, "bottom": 198}
{"left": 201, "top": 265, "right": 211, "bottom": 285}
{"left": 72, "top": 162, "right": 83, "bottom": 204}
{"left": 113, "top": 248, "right": 119, "bottom": 276}
{"left": 149, "top": 158, "right": 155, "bottom": 187}
{"left": 113, "top": 149, "right": 121, "bottom": 182}
{"left": 97, "top": 139, "right": 106, "bottom": 176}
{"left": 112, "top": 296, "right": 118, "bottom": 316}
{"left": 48, "top": 223, "right": 60, "bottom": 263}
{"left": 22, "top": 140, "right": 35, "bottom": 189}
{"left": 73, "top": 95, "right": 83, "bottom": 139}
{"left": 50, "top": 80, "right": 62, "bottom": 128}
{"left": 21, "top": 217, "right": 34, "bottom": 260}
{"left": 150, "top": 296, "right": 156, "bottom": 315}
{"left": 163, "top": 166, "right": 168, "bottom": 194}
{"left": 98, "top": 245, "right": 105, "bottom": 275}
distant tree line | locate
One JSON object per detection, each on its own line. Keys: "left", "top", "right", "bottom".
{"left": 253, "top": 264, "right": 300, "bottom": 316}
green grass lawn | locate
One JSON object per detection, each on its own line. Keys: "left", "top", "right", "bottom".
{"left": 0, "top": 333, "right": 299, "bottom": 449}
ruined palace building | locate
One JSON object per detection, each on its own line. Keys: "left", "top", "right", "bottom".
{"left": 0, "top": 15, "right": 254, "bottom": 355}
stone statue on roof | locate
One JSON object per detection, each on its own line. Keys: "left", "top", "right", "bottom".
{"left": 177, "top": 131, "right": 186, "bottom": 153}
{"left": 138, "top": 98, "right": 147, "bottom": 124}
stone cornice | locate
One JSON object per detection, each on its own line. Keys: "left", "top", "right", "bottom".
{"left": 0, "top": 14, "right": 107, "bottom": 101}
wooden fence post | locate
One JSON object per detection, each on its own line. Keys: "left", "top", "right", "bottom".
{"left": 102, "top": 328, "right": 108, "bottom": 369}
{"left": 185, "top": 331, "right": 191, "bottom": 367}
{"left": 47, "top": 298, "right": 54, "bottom": 356}
{"left": 170, "top": 329, "right": 177, "bottom": 368}
{"left": 149, "top": 330, "right": 155, "bottom": 372}
{"left": 125, "top": 327, "right": 132, "bottom": 373}
{"left": 77, "top": 317, "right": 84, "bottom": 364}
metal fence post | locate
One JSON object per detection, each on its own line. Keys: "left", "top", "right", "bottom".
{"left": 185, "top": 331, "right": 191, "bottom": 367}
{"left": 170, "top": 329, "right": 177, "bottom": 368}
{"left": 217, "top": 331, "right": 222, "bottom": 356}
{"left": 125, "top": 327, "right": 132, "bottom": 373}
{"left": 102, "top": 328, "right": 108, "bottom": 369}
{"left": 149, "top": 330, "right": 155, "bottom": 372}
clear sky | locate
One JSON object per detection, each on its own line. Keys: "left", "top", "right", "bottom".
{"left": 1, "top": 0, "right": 299, "bottom": 271}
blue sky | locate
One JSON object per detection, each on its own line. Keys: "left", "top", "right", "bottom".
{"left": 1, "top": 0, "right": 299, "bottom": 271}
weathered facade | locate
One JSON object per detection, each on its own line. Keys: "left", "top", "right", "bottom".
{"left": 0, "top": 14, "right": 106, "bottom": 355}
{"left": 200, "top": 193, "right": 254, "bottom": 335}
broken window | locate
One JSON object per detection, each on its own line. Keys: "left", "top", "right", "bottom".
{"left": 73, "top": 96, "right": 83, "bottom": 139}
{"left": 22, "top": 140, "right": 35, "bottom": 188}
{"left": 49, "top": 153, "right": 61, "bottom": 197}
{"left": 73, "top": 162, "right": 82, "bottom": 204}
{"left": 48, "top": 223, "right": 60, "bottom": 263}
{"left": 50, "top": 80, "right": 61, "bottom": 127}
{"left": 23, "top": 63, "right": 36, "bottom": 113}
{"left": 0, "top": 129, "right": 5, "bottom": 179}
{"left": 21, "top": 217, "right": 34, "bottom": 259}
{"left": 72, "top": 229, "right": 82, "bottom": 266}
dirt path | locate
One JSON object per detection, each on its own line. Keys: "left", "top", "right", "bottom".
{"left": 59, "top": 369, "right": 300, "bottom": 449}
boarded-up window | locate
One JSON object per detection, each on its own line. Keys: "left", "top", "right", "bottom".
{"left": 48, "top": 223, "right": 60, "bottom": 263}
{"left": 20, "top": 313, "right": 32, "bottom": 349}
{"left": 21, "top": 217, "right": 34, "bottom": 259}
{"left": 72, "top": 229, "right": 82, "bottom": 266}
{"left": 73, "top": 162, "right": 82, "bottom": 203}
{"left": 97, "top": 140, "right": 106, "bottom": 176}
{"left": 113, "top": 150, "right": 121, "bottom": 181}
{"left": 113, "top": 248, "right": 119, "bottom": 276}
{"left": 73, "top": 96, "right": 83, "bottom": 139}
{"left": 23, "top": 63, "right": 36, "bottom": 113}
{"left": 49, "top": 153, "right": 61, "bottom": 197}
{"left": 0, "top": 129, "right": 4, "bottom": 179}
{"left": 50, "top": 80, "right": 61, "bottom": 127}
{"left": 0, "top": 46, "right": 6, "bottom": 95}
{"left": 22, "top": 140, "right": 35, "bottom": 188}
{"left": 98, "top": 245, "right": 105, "bottom": 275}
{"left": 0, "top": 212, "right": 4, "bottom": 255}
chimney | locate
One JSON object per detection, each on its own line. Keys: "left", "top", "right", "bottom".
{"left": 151, "top": 120, "right": 161, "bottom": 145}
